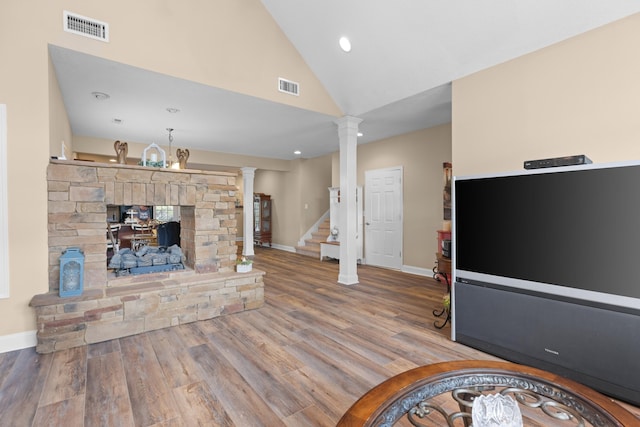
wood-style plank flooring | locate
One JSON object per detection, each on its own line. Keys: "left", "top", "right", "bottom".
{"left": 1, "top": 248, "right": 639, "bottom": 426}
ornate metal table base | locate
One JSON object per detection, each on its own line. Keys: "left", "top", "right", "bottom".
{"left": 432, "top": 271, "right": 450, "bottom": 329}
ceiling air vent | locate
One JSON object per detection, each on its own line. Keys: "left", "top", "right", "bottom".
{"left": 63, "top": 11, "right": 109, "bottom": 42}
{"left": 278, "top": 78, "right": 300, "bottom": 96}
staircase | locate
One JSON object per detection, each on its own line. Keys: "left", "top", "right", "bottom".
{"left": 295, "top": 218, "right": 331, "bottom": 258}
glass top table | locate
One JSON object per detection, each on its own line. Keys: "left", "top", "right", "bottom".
{"left": 337, "top": 360, "right": 638, "bottom": 427}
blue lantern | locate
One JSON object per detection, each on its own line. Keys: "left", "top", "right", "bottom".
{"left": 59, "top": 247, "right": 84, "bottom": 298}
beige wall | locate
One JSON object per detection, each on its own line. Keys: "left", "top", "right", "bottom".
{"left": 297, "top": 155, "right": 333, "bottom": 238}
{"left": 452, "top": 13, "right": 640, "bottom": 177}
{"left": 0, "top": 0, "right": 339, "bottom": 342}
{"left": 356, "top": 124, "right": 452, "bottom": 269}
{"left": 252, "top": 155, "right": 331, "bottom": 248}
{"left": 1, "top": 2, "right": 53, "bottom": 340}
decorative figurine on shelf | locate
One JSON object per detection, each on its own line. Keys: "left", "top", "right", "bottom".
{"left": 114, "top": 140, "right": 128, "bottom": 164}
{"left": 177, "top": 148, "right": 190, "bottom": 170}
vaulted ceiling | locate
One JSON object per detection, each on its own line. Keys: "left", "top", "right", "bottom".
{"left": 51, "top": 1, "right": 640, "bottom": 162}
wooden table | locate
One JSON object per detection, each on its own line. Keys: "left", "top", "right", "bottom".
{"left": 436, "top": 252, "right": 451, "bottom": 279}
{"left": 120, "top": 232, "right": 156, "bottom": 250}
{"left": 337, "top": 360, "right": 639, "bottom": 426}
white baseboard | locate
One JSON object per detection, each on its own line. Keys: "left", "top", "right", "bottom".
{"left": 402, "top": 265, "right": 434, "bottom": 277}
{"left": 0, "top": 330, "right": 37, "bottom": 353}
{"left": 268, "top": 243, "right": 295, "bottom": 253}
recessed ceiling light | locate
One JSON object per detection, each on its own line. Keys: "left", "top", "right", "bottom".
{"left": 294, "top": 150, "right": 302, "bottom": 155}
{"left": 339, "top": 36, "right": 351, "bottom": 53}
{"left": 91, "top": 91, "right": 110, "bottom": 101}
{"left": 357, "top": 132, "right": 363, "bottom": 137}
{"left": 166, "top": 107, "right": 180, "bottom": 114}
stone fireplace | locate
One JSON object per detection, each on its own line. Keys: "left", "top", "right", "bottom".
{"left": 30, "top": 160, "right": 264, "bottom": 353}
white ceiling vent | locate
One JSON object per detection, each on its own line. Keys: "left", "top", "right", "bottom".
{"left": 63, "top": 11, "right": 109, "bottom": 42}
{"left": 278, "top": 78, "right": 299, "bottom": 96}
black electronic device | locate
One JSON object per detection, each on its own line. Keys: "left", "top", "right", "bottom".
{"left": 523, "top": 154, "right": 592, "bottom": 169}
{"left": 441, "top": 239, "right": 451, "bottom": 258}
{"left": 453, "top": 160, "right": 640, "bottom": 406}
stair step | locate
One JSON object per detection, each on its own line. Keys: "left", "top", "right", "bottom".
{"left": 306, "top": 238, "right": 327, "bottom": 247}
{"left": 296, "top": 218, "right": 333, "bottom": 258}
{"left": 295, "top": 246, "right": 320, "bottom": 258}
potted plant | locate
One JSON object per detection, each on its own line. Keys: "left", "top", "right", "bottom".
{"left": 443, "top": 292, "right": 450, "bottom": 313}
{"left": 236, "top": 256, "right": 253, "bottom": 273}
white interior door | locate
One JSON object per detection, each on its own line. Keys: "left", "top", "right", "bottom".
{"left": 364, "top": 167, "right": 403, "bottom": 269}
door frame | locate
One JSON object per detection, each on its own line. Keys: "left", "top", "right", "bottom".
{"left": 364, "top": 166, "right": 403, "bottom": 270}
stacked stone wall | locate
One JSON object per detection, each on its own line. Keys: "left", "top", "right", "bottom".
{"left": 46, "top": 160, "right": 238, "bottom": 291}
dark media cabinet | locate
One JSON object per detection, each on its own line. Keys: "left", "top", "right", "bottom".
{"left": 453, "top": 280, "right": 640, "bottom": 406}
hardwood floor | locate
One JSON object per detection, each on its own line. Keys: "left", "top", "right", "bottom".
{"left": 1, "top": 248, "right": 639, "bottom": 426}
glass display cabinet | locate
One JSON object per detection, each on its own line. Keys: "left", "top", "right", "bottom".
{"left": 253, "top": 193, "right": 271, "bottom": 247}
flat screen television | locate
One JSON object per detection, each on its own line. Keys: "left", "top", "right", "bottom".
{"left": 453, "top": 160, "right": 640, "bottom": 405}
{"left": 454, "top": 160, "right": 640, "bottom": 309}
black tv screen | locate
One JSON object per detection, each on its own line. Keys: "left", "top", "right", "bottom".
{"left": 454, "top": 161, "right": 640, "bottom": 307}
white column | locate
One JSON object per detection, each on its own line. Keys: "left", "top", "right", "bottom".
{"left": 241, "top": 167, "right": 256, "bottom": 257}
{"left": 335, "top": 116, "right": 362, "bottom": 285}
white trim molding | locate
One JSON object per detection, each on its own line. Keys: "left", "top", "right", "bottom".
{"left": 270, "top": 243, "right": 295, "bottom": 253}
{"left": 0, "top": 105, "right": 8, "bottom": 298}
{"left": 0, "top": 331, "right": 37, "bottom": 354}
{"left": 402, "top": 265, "right": 435, "bottom": 277}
